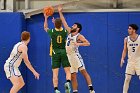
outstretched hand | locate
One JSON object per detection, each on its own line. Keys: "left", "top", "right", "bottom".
{"left": 58, "top": 4, "right": 63, "bottom": 12}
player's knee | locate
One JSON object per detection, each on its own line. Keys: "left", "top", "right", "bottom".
{"left": 71, "top": 73, "right": 77, "bottom": 80}
{"left": 53, "top": 76, "right": 58, "bottom": 81}
{"left": 81, "top": 69, "right": 89, "bottom": 76}
{"left": 18, "top": 81, "right": 25, "bottom": 89}
{"left": 13, "top": 82, "right": 25, "bottom": 89}
{"left": 125, "top": 76, "right": 131, "bottom": 82}
{"left": 21, "top": 82, "right": 25, "bottom": 88}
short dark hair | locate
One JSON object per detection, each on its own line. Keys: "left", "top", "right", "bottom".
{"left": 55, "top": 18, "right": 62, "bottom": 29}
{"left": 74, "top": 23, "right": 82, "bottom": 33}
{"left": 129, "top": 24, "right": 139, "bottom": 31}
{"left": 21, "top": 31, "right": 30, "bottom": 41}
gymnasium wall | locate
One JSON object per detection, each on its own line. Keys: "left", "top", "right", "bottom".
{"left": 0, "top": 12, "right": 27, "bottom": 93}
{"left": 0, "top": 12, "right": 140, "bottom": 93}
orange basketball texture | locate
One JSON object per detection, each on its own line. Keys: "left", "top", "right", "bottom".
{"left": 43, "top": 7, "right": 54, "bottom": 16}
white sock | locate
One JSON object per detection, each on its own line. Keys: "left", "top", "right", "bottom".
{"left": 88, "top": 84, "right": 92, "bottom": 86}
{"left": 73, "top": 90, "right": 78, "bottom": 92}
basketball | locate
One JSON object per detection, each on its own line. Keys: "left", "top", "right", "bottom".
{"left": 43, "top": 6, "right": 54, "bottom": 16}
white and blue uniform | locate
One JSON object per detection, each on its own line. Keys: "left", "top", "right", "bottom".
{"left": 126, "top": 35, "right": 140, "bottom": 75}
{"left": 66, "top": 33, "right": 85, "bottom": 73}
{"left": 4, "top": 42, "right": 24, "bottom": 78}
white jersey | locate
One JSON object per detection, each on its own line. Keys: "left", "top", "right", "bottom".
{"left": 66, "top": 33, "right": 80, "bottom": 54}
{"left": 127, "top": 35, "right": 140, "bottom": 62}
{"left": 5, "top": 42, "right": 23, "bottom": 68}
{"left": 66, "top": 33, "right": 85, "bottom": 73}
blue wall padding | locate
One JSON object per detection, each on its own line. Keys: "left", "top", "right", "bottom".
{"left": 0, "top": 12, "right": 27, "bottom": 93}
{"left": 0, "top": 12, "right": 140, "bottom": 93}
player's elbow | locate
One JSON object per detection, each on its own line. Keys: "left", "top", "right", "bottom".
{"left": 23, "top": 56, "right": 29, "bottom": 63}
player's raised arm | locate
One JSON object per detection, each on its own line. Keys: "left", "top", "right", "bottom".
{"left": 44, "top": 14, "right": 49, "bottom": 32}
{"left": 58, "top": 5, "right": 71, "bottom": 33}
{"left": 120, "top": 37, "right": 128, "bottom": 67}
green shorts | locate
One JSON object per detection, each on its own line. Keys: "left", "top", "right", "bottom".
{"left": 52, "top": 49, "right": 71, "bottom": 69}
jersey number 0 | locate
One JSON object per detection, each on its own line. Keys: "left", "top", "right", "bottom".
{"left": 57, "top": 35, "right": 62, "bottom": 43}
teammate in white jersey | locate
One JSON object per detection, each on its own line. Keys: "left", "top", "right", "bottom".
{"left": 58, "top": 5, "right": 95, "bottom": 93}
{"left": 120, "top": 24, "right": 140, "bottom": 93}
{"left": 4, "top": 31, "right": 40, "bottom": 93}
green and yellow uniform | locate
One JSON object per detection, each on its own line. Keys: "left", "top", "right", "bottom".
{"left": 48, "top": 28, "right": 70, "bottom": 69}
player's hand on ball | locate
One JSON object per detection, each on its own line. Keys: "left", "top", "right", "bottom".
{"left": 44, "top": 13, "right": 49, "bottom": 18}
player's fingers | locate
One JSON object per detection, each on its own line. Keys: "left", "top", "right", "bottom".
{"left": 37, "top": 76, "right": 40, "bottom": 80}
{"left": 120, "top": 63, "right": 123, "bottom": 68}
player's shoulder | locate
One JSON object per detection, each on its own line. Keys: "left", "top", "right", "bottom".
{"left": 124, "top": 36, "right": 129, "bottom": 41}
{"left": 123, "top": 36, "right": 129, "bottom": 44}
{"left": 19, "top": 43, "right": 27, "bottom": 49}
{"left": 77, "top": 33, "right": 84, "bottom": 38}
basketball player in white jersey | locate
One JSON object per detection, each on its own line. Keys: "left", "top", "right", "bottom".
{"left": 120, "top": 24, "right": 140, "bottom": 93}
{"left": 58, "top": 5, "right": 95, "bottom": 93}
{"left": 4, "top": 31, "right": 40, "bottom": 93}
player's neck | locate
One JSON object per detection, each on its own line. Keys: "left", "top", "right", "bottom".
{"left": 22, "top": 41, "right": 28, "bottom": 45}
{"left": 130, "top": 33, "right": 138, "bottom": 39}
{"left": 71, "top": 32, "right": 78, "bottom": 36}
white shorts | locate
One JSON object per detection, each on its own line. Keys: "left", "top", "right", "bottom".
{"left": 125, "top": 61, "right": 140, "bottom": 75}
{"left": 67, "top": 53, "right": 85, "bottom": 73}
{"left": 4, "top": 63, "right": 21, "bottom": 79}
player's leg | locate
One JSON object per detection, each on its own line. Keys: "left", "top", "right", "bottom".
{"left": 63, "top": 66, "right": 71, "bottom": 93}
{"left": 80, "top": 69, "right": 95, "bottom": 93}
{"left": 64, "top": 67, "right": 71, "bottom": 81}
{"left": 62, "top": 49, "right": 71, "bottom": 93}
{"left": 62, "top": 56, "right": 71, "bottom": 82}
{"left": 52, "top": 51, "right": 61, "bottom": 93}
{"left": 71, "top": 72, "right": 78, "bottom": 93}
{"left": 9, "top": 76, "right": 25, "bottom": 93}
{"left": 67, "top": 55, "right": 78, "bottom": 93}
{"left": 123, "top": 63, "right": 134, "bottom": 93}
{"left": 64, "top": 67, "right": 71, "bottom": 93}
{"left": 123, "top": 74, "right": 132, "bottom": 93}
{"left": 77, "top": 53, "right": 95, "bottom": 93}
{"left": 52, "top": 68, "right": 60, "bottom": 93}
{"left": 135, "top": 61, "right": 140, "bottom": 80}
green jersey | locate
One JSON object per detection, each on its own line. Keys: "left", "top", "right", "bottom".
{"left": 48, "top": 28, "right": 68, "bottom": 49}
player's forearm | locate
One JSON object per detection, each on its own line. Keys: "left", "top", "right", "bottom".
{"left": 59, "top": 11, "right": 70, "bottom": 31}
{"left": 121, "top": 50, "right": 127, "bottom": 60}
{"left": 44, "top": 17, "right": 48, "bottom": 32}
{"left": 25, "top": 61, "right": 37, "bottom": 74}
{"left": 78, "top": 42, "right": 90, "bottom": 46}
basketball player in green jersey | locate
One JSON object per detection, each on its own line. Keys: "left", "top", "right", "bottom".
{"left": 44, "top": 14, "right": 71, "bottom": 93}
